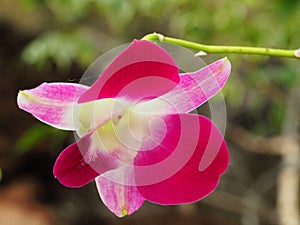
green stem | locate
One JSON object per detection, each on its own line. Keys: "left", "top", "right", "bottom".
{"left": 142, "top": 33, "right": 300, "bottom": 59}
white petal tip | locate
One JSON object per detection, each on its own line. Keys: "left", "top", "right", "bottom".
{"left": 194, "top": 51, "right": 208, "bottom": 56}
{"left": 18, "top": 90, "right": 35, "bottom": 99}
{"left": 154, "top": 32, "right": 164, "bottom": 42}
{"left": 18, "top": 90, "right": 26, "bottom": 96}
{"left": 17, "top": 90, "right": 30, "bottom": 107}
{"left": 294, "top": 48, "right": 300, "bottom": 58}
{"left": 222, "top": 57, "right": 231, "bottom": 65}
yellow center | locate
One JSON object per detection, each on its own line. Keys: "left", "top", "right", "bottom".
{"left": 76, "top": 98, "right": 151, "bottom": 163}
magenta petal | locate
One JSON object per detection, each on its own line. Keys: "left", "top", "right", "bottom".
{"left": 135, "top": 58, "right": 231, "bottom": 114}
{"left": 17, "top": 82, "right": 88, "bottom": 130}
{"left": 53, "top": 142, "right": 98, "bottom": 188}
{"left": 173, "top": 57, "right": 231, "bottom": 112}
{"left": 78, "top": 40, "right": 179, "bottom": 103}
{"left": 134, "top": 114, "right": 229, "bottom": 204}
{"left": 53, "top": 133, "right": 119, "bottom": 188}
{"left": 96, "top": 175, "right": 145, "bottom": 217}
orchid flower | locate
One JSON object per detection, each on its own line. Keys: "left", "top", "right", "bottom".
{"left": 17, "top": 40, "right": 231, "bottom": 217}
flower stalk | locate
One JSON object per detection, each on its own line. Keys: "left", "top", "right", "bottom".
{"left": 142, "top": 33, "right": 300, "bottom": 59}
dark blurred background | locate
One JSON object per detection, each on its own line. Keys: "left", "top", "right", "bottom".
{"left": 0, "top": 0, "right": 299, "bottom": 225}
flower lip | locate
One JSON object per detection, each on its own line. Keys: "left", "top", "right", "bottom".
{"left": 75, "top": 98, "right": 128, "bottom": 138}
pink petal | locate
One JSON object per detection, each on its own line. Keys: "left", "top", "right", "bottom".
{"left": 96, "top": 174, "right": 145, "bottom": 217}
{"left": 78, "top": 40, "right": 179, "bottom": 103}
{"left": 17, "top": 82, "right": 88, "bottom": 130}
{"left": 135, "top": 58, "right": 231, "bottom": 114}
{"left": 133, "top": 114, "right": 229, "bottom": 204}
{"left": 53, "top": 132, "right": 119, "bottom": 188}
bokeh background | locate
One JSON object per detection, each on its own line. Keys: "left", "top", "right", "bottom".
{"left": 0, "top": 0, "right": 299, "bottom": 225}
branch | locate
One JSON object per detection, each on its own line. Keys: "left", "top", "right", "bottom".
{"left": 227, "top": 124, "right": 293, "bottom": 155}
{"left": 141, "top": 33, "right": 300, "bottom": 59}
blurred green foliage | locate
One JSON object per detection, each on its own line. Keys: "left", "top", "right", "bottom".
{"left": 15, "top": 124, "right": 67, "bottom": 154}
{"left": 22, "top": 30, "right": 98, "bottom": 69}
{"left": 15, "top": 0, "right": 300, "bottom": 136}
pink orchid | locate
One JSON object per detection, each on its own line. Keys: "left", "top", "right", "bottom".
{"left": 17, "top": 40, "right": 231, "bottom": 217}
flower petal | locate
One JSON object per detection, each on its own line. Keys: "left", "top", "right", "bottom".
{"left": 133, "top": 114, "right": 229, "bottom": 204}
{"left": 53, "top": 131, "right": 120, "bottom": 188}
{"left": 135, "top": 58, "right": 231, "bottom": 114}
{"left": 78, "top": 40, "right": 179, "bottom": 103}
{"left": 17, "top": 82, "right": 88, "bottom": 130}
{"left": 96, "top": 173, "right": 145, "bottom": 217}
